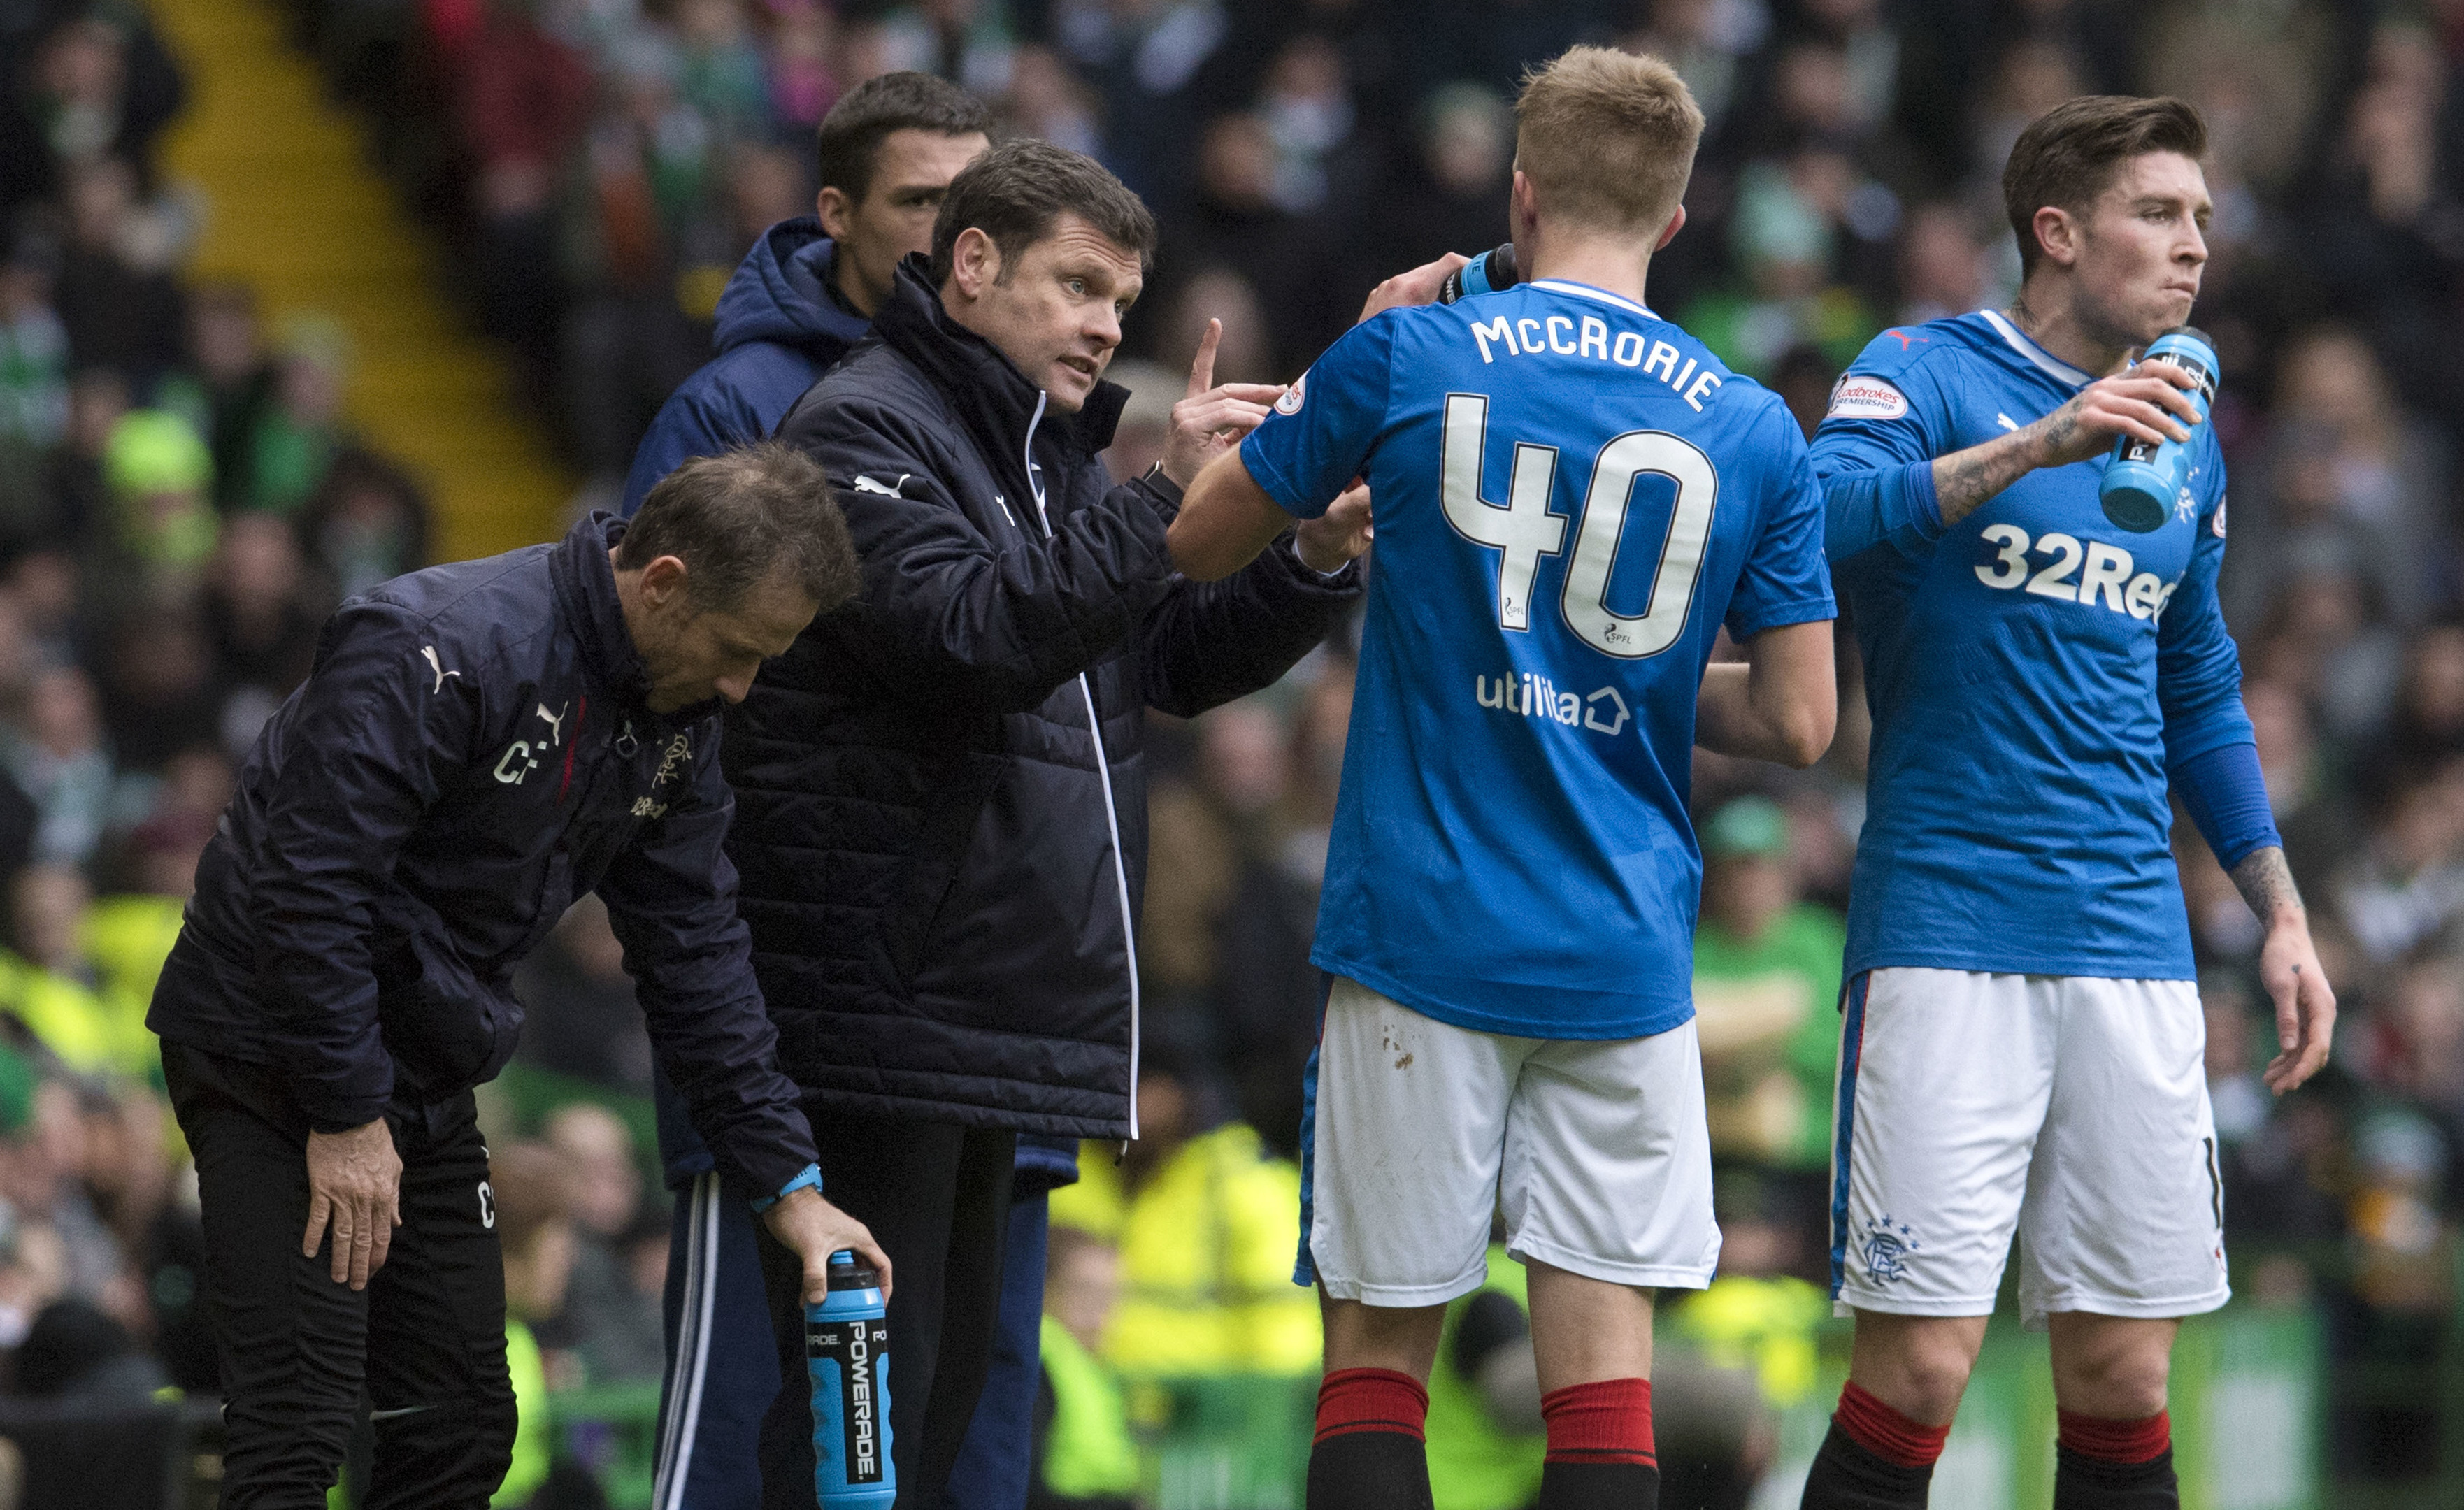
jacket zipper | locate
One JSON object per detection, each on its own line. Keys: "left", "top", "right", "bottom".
{"left": 1021, "top": 391, "right": 1142, "bottom": 1139}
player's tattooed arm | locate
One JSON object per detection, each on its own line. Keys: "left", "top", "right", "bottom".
{"left": 1929, "top": 429, "right": 2047, "bottom": 530}
{"left": 2229, "top": 844, "right": 2302, "bottom": 923}
{"left": 2230, "top": 844, "right": 2339, "bottom": 1093}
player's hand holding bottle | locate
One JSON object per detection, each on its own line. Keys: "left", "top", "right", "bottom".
{"left": 2026, "top": 353, "right": 2205, "bottom": 470}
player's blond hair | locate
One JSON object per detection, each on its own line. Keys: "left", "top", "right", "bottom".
{"left": 1514, "top": 46, "right": 1704, "bottom": 238}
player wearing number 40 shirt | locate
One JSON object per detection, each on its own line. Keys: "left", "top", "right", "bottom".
{"left": 1801, "top": 96, "right": 2336, "bottom": 1510}
{"left": 1170, "top": 48, "right": 1837, "bottom": 1510}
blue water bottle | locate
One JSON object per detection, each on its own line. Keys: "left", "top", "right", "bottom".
{"left": 2099, "top": 325, "right": 2218, "bottom": 533}
{"left": 1437, "top": 243, "right": 1519, "bottom": 303}
{"left": 807, "top": 1251, "right": 894, "bottom": 1509}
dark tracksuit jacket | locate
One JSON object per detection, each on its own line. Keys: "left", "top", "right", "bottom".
{"left": 150, "top": 510, "right": 817, "bottom": 1189}
{"left": 148, "top": 512, "right": 817, "bottom": 1504}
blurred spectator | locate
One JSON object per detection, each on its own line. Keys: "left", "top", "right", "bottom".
{"left": 1377, "top": 81, "right": 1513, "bottom": 275}
{"left": 34, "top": 369, "right": 126, "bottom": 553}
{"left": 0, "top": 233, "right": 68, "bottom": 465}
{"left": 460, "top": 0, "right": 593, "bottom": 377}
{"left": 1045, "top": 1062, "right": 1317, "bottom": 1379}
{"left": 1690, "top": 796, "right": 1845, "bottom": 1259}
{"left": 4, "top": 670, "right": 113, "bottom": 870}
{"left": 49, "top": 157, "right": 185, "bottom": 387}
{"left": 299, "top": 446, "right": 430, "bottom": 597}
{"left": 225, "top": 315, "right": 354, "bottom": 518}
{"left": 2334, "top": 757, "right": 2464, "bottom": 968}
{"left": 1095, "top": 359, "right": 1175, "bottom": 483}
{"left": 510, "top": 894, "right": 653, "bottom": 1095}
{"left": 157, "top": 282, "right": 269, "bottom": 509}
{"left": 0, "top": 8, "right": 187, "bottom": 223}
{"left": 494, "top": 1139, "right": 578, "bottom": 1505}
{"left": 1419, "top": 1239, "right": 1545, "bottom": 1510}
{"left": 2226, "top": 328, "right": 2451, "bottom": 632}
{"left": 94, "top": 603, "right": 221, "bottom": 771}
{"left": 1028, "top": 1225, "right": 1138, "bottom": 1510}
{"left": 541, "top": 1102, "right": 664, "bottom": 1384}
{"left": 94, "top": 408, "right": 216, "bottom": 598}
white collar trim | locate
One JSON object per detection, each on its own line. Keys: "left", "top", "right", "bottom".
{"left": 1529, "top": 279, "right": 1658, "bottom": 319}
{"left": 1978, "top": 308, "right": 2091, "bottom": 387}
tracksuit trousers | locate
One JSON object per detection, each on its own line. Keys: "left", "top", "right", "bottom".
{"left": 163, "top": 1042, "right": 516, "bottom": 1510}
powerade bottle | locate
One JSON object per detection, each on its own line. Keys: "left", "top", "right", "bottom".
{"left": 2098, "top": 325, "right": 2218, "bottom": 533}
{"left": 1438, "top": 243, "right": 1519, "bottom": 303}
{"left": 808, "top": 1252, "right": 894, "bottom": 1509}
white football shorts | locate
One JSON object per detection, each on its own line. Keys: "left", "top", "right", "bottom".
{"left": 1299, "top": 975, "right": 1720, "bottom": 1306}
{"left": 1829, "top": 968, "right": 2230, "bottom": 1329}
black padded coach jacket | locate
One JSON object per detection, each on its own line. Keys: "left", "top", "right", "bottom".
{"left": 738, "top": 257, "right": 1359, "bottom": 1138}
{"left": 150, "top": 513, "right": 818, "bottom": 1195}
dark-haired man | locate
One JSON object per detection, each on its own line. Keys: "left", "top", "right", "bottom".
{"left": 615, "top": 73, "right": 1008, "bottom": 1510}
{"left": 1802, "top": 96, "right": 2336, "bottom": 1509}
{"left": 148, "top": 445, "right": 884, "bottom": 1509}
{"left": 620, "top": 72, "right": 989, "bottom": 515}
{"left": 734, "top": 138, "right": 1368, "bottom": 1508}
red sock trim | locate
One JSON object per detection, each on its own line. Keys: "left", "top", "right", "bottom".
{"left": 1540, "top": 1376, "right": 1656, "bottom": 1467}
{"left": 1834, "top": 1381, "right": 1950, "bottom": 1469}
{"left": 2058, "top": 1409, "right": 2170, "bottom": 1465}
{"left": 1315, "top": 1367, "right": 1428, "bottom": 1444}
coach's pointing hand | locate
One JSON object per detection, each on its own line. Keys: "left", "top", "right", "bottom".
{"left": 1163, "top": 319, "right": 1287, "bottom": 488}
{"left": 304, "top": 1118, "right": 403, "bottom": 1290}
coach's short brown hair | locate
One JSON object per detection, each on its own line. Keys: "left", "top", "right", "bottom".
{"left": 1514, "top": 46, "right": 1705, "bottom": 238}
{"left": 2003, "top": 95, "right": 2207, "bottom": 278}
{"left": 929, "top": 139, "right": 1156, "bottom": 289}
{"left": 620, "top": 442, "right": 857, "bottom": 612}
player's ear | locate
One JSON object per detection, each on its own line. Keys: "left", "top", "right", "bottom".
{"left": 2032, "top": 205, "right": 2079, "bottom": 269}
{"left": 1509, "top": 168, "right": 1538, "bottom": 241}
{"left": 1655, "top": 203, "right": 1687, "bottom": 253}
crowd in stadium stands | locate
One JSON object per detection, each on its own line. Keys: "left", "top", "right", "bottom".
{"left": 0, "top": 0, "right": 2463, "bottom": 1502}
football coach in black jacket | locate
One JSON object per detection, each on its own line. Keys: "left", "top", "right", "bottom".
{"left": 733, "top": 139, "right": 1371, "bottom": 1507}
{"left": 148, "top": 444, "right": 891, "bottom": 1509}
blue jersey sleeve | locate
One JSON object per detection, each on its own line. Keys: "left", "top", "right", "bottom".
{"left": 2158, "top": 480, "right": 2255, "bottom": 769}
{"left": 2172, "top": 740, "right": 2280, "bottom": 869}
{"left": 1809, "top": 345, "right": 1958, "bottom": 561}
{"left": 1725, "top": 399, "right": 1838, "bottom": 640}
{"left": 1240, "top": 315, "right": 1396, "bottom": 519}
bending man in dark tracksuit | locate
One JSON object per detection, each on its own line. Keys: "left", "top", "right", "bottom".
{"left": 732, "top": 138, "right": 1371, "bottom": 1509}
{"left": 148, "top": 445, "right": 889, "bottom": 1509}
{"left": 617, "top": 71, "right": 1079, "bottom": 1510}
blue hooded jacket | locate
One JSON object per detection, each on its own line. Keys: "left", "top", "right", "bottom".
{"left": 619, "top": 217, "right": 871, "bottom": 517}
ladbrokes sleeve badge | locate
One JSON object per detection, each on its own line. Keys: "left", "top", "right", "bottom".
{"left": 1826, "top": 374, "right": 1910, "bottom": 420}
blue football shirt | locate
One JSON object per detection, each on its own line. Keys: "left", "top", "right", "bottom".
{"left": 1242, "top": 279, "right": 1835, "bottom": 1040}
{"left": 1811, "top": 310, "right": 2253, "bottom": 982}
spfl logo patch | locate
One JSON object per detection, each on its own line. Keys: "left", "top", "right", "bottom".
{"left": 1275, "top": 372, "right": 1306, "bottom": 415}
{"left": 1826, "top": 375, "right": 1909, "bottom": 421}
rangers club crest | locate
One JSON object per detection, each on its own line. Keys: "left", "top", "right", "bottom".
{"left": 1860, "top": 1215, "right": 1922, "bottom": 1284}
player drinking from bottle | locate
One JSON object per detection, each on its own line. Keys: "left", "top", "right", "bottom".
{"left": 1170, "top": 46, "right": 1838, "bottom": 1510}
{"left": 1800, "top": 96, "right": 2336, "bottom": 1509}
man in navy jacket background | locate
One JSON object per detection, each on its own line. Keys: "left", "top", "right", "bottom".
{"left": 150, "top": 444, "right": 885, "bottom": 1509}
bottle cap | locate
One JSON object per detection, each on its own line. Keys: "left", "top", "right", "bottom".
{"left": 826, "top": 1251, "right": 882, "bottom": 1291}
